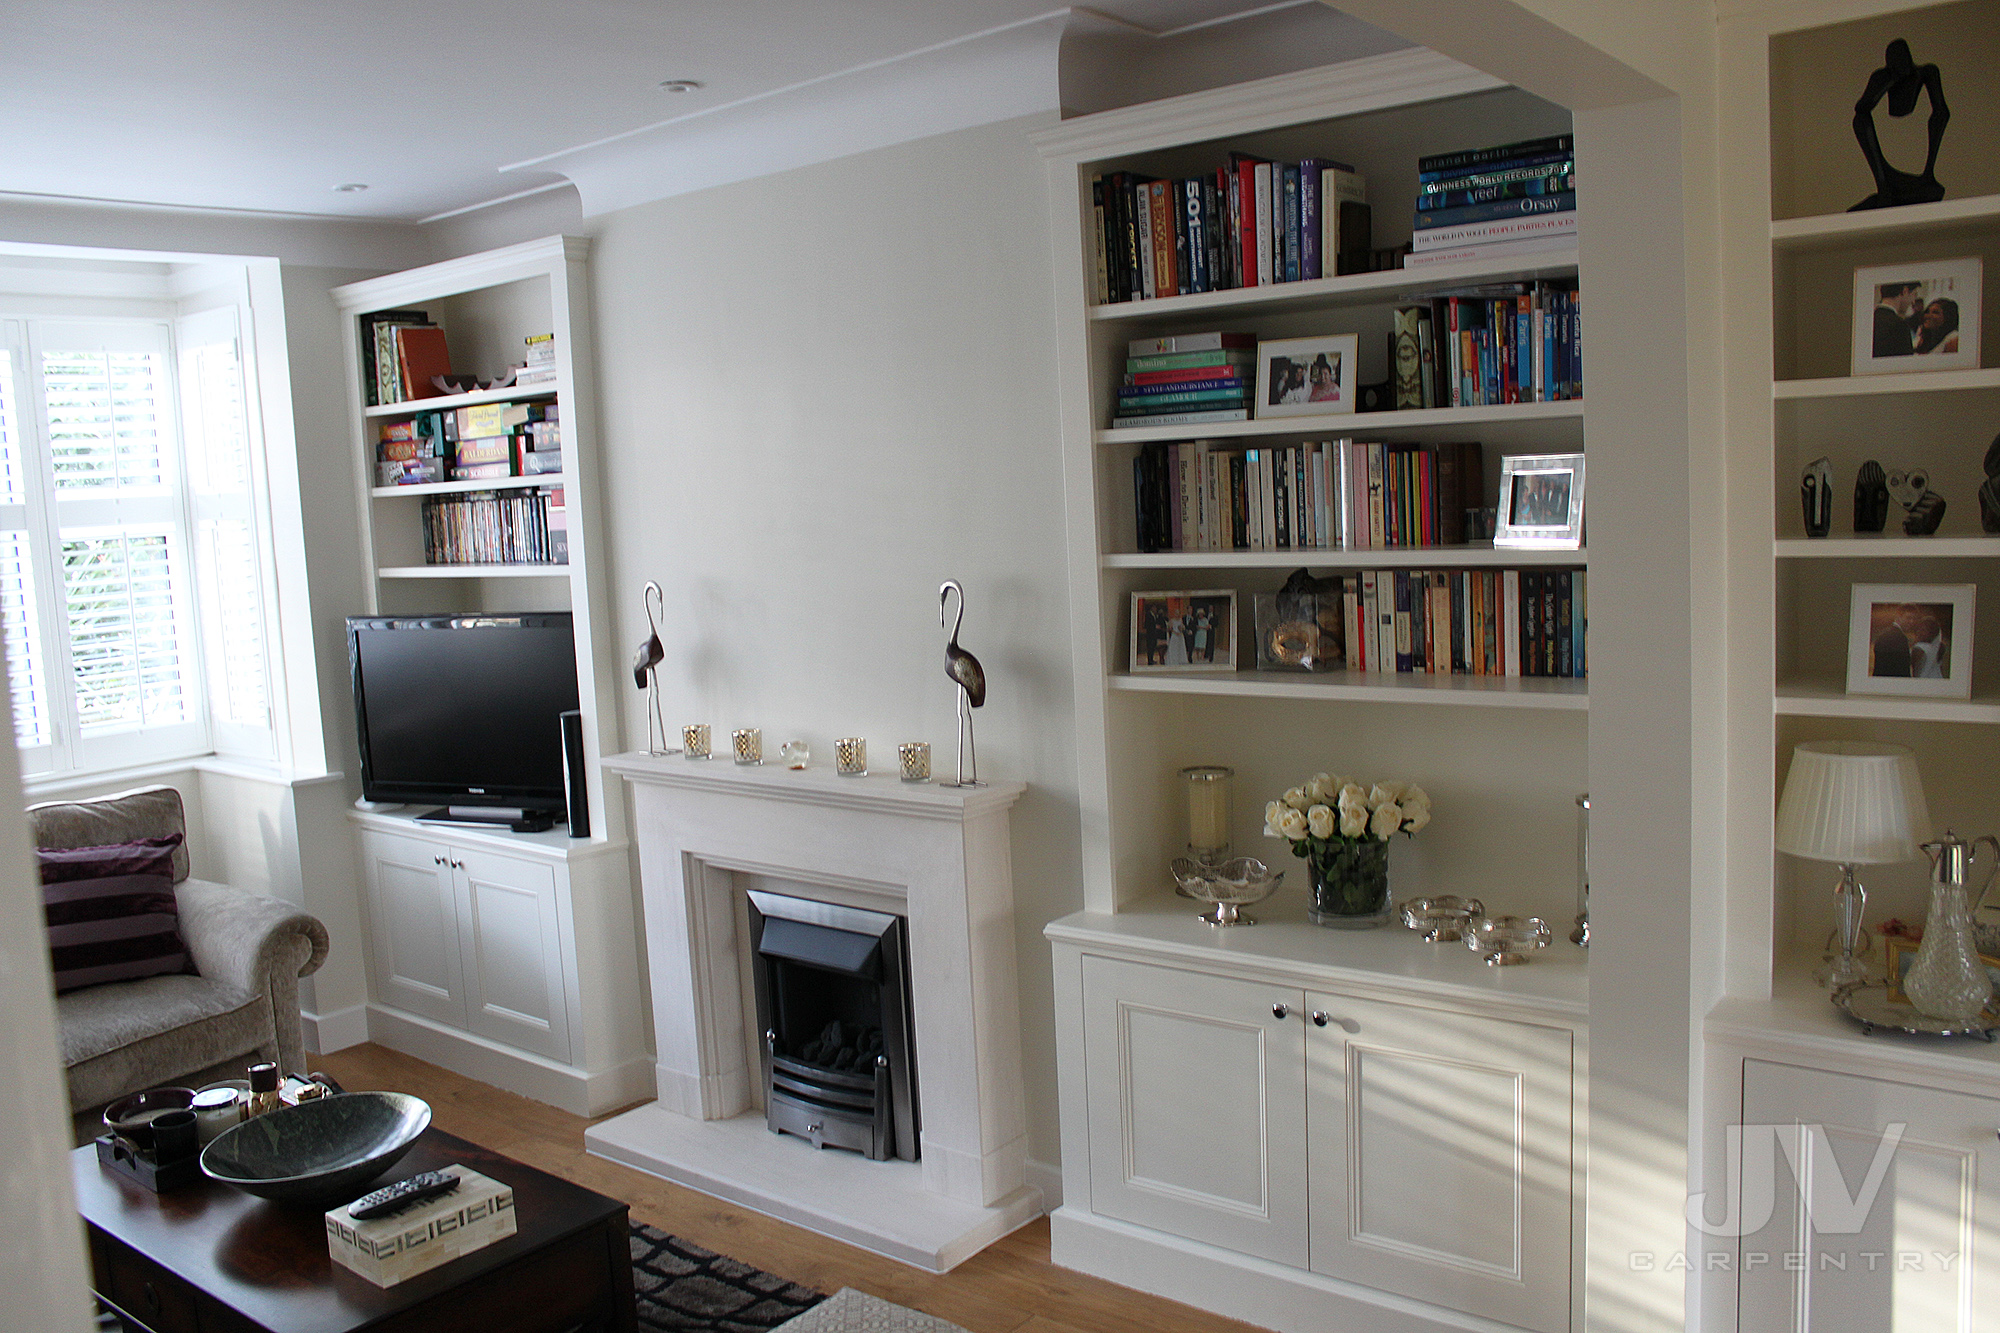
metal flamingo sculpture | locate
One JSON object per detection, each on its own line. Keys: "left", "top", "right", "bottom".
{"left": 632, "top": 581, "right": 667, "bottom": 754}
{"left": 940, "top": 579, "right": 986, "bottom": 787}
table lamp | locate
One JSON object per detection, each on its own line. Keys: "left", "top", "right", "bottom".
{"left": 1773, "top": 740, "right": 1929, "bottom": 989}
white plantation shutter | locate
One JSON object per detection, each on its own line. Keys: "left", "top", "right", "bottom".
{"left": 0, "top": 347, "right": 50, "bottom": 751}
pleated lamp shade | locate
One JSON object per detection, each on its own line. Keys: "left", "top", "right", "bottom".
{"left": 1774, "top": 741, "right": 1930, "bottom": 865}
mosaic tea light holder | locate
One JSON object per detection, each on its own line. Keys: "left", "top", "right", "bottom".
{"left": 682, "top": 724, "right": 711, "bottom": 760}
{"left": 836, "top": 737, "right": 868, "bottom": 777}
{"left": 732, "top": 728, "right": 762, "bottom": 765}
{"left": 899, "top": 742, "right": 931, "bottom": 783}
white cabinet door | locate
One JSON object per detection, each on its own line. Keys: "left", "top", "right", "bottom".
{"left": 1305, "top": 990, "right": 1574, "bottom": 1333}
{"left": 357, "top": 829, "right": 467, "bottom": 1029}
{"left": 1739, "top": 1059, "right": 2000, "bottom": 1333}
{"left": 1081, "top": 954, "right": 1308, "bottom": 1267}
{"left": 453, "top": 846, "right": 570, "bottom": 1063}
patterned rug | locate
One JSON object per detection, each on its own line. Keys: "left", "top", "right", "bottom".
{"left": 630, "top": 1224, "right": 825, "bottom": 1331}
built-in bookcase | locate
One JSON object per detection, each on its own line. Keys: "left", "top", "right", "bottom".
{"left": 1037, "top": 51, "right": 1588, "bottom": 925}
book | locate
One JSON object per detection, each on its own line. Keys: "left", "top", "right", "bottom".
{"left": 359, "top": 309, "right": 430, "bottom": 406}
{"left": 1128, "top": 333, "right": 1256, "bottom": 356}
{"left": 1400, "top": 232, "right": 1578, "bottom": 269}
{"left": 1333, "top": 200, "right": 1372, "bottom": 275}
{"left": 1414, "top": 191, "right": 1576, "bottom": 231}
{"left": 1418, "top": 149, "right": 1575, "bottom": 187}
{"left": 1412, "top": 210, "right": 1577, "bottom": 253}
{"left": 1108, "top": 408, "right": 1250, "bottom": 429}
{"left": 1393, "top": 308, "right": 1424, "bottom": 409}
{"left": 1418, "top": 169, "right": 1574, "bottom": 211}
{"left": 1419, "top": 134, "right": 1574, "bottom": 177}
{"left": 394, "top": 326, "right": 453, "bottom": 401}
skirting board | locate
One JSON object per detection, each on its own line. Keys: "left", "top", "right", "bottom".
{"left": 302, "top": 1003, "right": 369, "bottom": 1055}
{"left": 1049, "top": 1206, "right": 1554, "bottom": 1333}
{"left": 365, "top": 1004, "right": 654, "bottom": 1118}
{"left": 587, "top": 1102, "right": 1043, "bottom": 1273}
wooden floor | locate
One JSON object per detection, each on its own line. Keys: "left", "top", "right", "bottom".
{"left": 313, "top": 1044, "right": 1261, "bottom": 1333}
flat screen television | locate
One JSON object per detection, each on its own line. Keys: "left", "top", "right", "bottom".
{"left": 348, "top": 613, "right": 579, "bottom": 828}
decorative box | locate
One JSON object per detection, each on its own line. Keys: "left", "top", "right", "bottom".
{"left": 324, "top": 1165, "right": 515, "bottom": 1287}
{"left": 1253, "top": 591, "right": 1344, "bottom": 671}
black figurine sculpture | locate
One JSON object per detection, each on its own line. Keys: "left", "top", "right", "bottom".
{"left": 1854, "top": 460, "right": 1890, "bottom": 533}
{"left": 1802, "top": 456, "right": 1832, "bottom": 537}
{"left": 939, "top": 579, "right": 986, "bottom": 788}
{"left": 1850, "top": 39, "right": 1949, "bottom": 212}
{"left": 1888, "top": 467, "right": 1947, "bottom": 535}
{"left": 632, "top": 580, "right": 668, "bottom": 754}
{"left": 1980, "top": 434, "right": 2000, "bottom": 534}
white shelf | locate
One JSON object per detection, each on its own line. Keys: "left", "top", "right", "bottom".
{"left": 1773, "top": 367, "right": 2000, "bottom": 399}
{"left": 1771, "top": 193, "right": 2000, "bottom": 250}
{"left": 1087, "top": 249, "right": 1579, "bottom": 323}
{"left": 1110, "top": 668, "right": 1587, "bottom": 710}
{"left": 1775, "top": 536, "right": 2000, "bottom": 559}
{"left": 377, "top": 563, "right": 572, "bottom": 580}
{"left": 371, "top": 473, "right": 567, "bottom": 499}
{"left": 1098, "top": 398, "right": 1582, "bottom": 444}
{"left": 363, "top": 383, "right": 558, "bottom": 419}
{"left": 1774, "top": 680, "right": 2000, "bottom": 725}
{"left": 1105, "top": 544, "right": 1585, "bottom": 570}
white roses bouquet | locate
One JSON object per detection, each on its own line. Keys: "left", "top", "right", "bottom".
{"left": 1265, "top": 773, "right": 1431, "bottom": 919}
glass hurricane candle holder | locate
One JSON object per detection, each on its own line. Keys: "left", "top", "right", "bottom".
{"left": 899, "top": 742, "right": 930, "bottom": 782}
{"left": 732, "top": 728, "right": 762, "bottom": 765}
{"left": 836, "top": 737, "right": 867, "bottom": 776}
{"left": 682, "top": 724, "right": 710, "bottom": 760}
{"left": 1181, "top": 766, "right": 1234, "bottom": 865}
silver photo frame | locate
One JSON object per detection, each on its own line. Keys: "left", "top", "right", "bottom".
{"left": 1494, "top": 453, "right": 1585, "bottom": 550}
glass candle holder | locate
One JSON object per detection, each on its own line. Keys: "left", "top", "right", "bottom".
{"left": 682, "top": 724, "right": 710, "bottom": 759}
{"left": 1181, "top": 765, "right": 1234, "bottom": 864}
{"left": 836, "top": 737, "right": 867, "bottom": 776}
{"left": 781, "top": 739, "right": 810, "bottom": 770}
{"left": 732, "top": 728, "right": 762, "bottom": 765}
{"left": 899, "top": 742, "right": 930, "bottom": 782}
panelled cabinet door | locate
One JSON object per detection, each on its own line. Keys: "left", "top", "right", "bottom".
{"left": 1738, "top": 1059, "right": 2000, "bottom": 1333}
{"left": 1081, "top": 954, "right": 1308, "bottom": 1267}
{"left": 1305, "top": 990, "right": 1574, "bottom": 1333}
{"left": 452, "top": 846, "right": 571, "bottom": 1063}
{"left": 357, "top": 830, "right": 467, "bottom": 1028}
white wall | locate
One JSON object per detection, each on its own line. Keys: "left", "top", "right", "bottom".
{"left": 561, "top": 113, "right": 1081, "bottom": 1166}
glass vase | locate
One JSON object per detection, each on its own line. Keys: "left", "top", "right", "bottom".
{"left": 1903, "top": 879, "right": 1993, "bottom": 1024}
{"left": 1307, "top": 840, "right": 1393, "bottom": 929}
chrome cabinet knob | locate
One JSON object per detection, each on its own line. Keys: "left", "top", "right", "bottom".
{"left": 1271, "top": 1002, "right": 1290, "bottom": 1020}
{"left": 1310, "top": 1011, "right": 1360, "bottom": 1033}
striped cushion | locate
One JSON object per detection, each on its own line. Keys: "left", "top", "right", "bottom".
{"left": 39, "top": 835, "right": 192, "bottom": 994}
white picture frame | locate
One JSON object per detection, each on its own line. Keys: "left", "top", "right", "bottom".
{"left": 1851, "top": 256, "right": 1982, "bottom": 375}
{"left": 1493, "top": 453, "right": 1585, "bottom": 550}
{"left": 1129, "top": 590, "right": 1237, "bottom": 673}
{"left": 1845, "top": 582, "right": 1975, "bottom": 699}
{"left": 1255, "top": 334, "right": 1358, "bottom": 419}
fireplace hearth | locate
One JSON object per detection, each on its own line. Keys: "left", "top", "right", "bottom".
{"left": 747, "top": 890, "right": 918, "bottom": 1162}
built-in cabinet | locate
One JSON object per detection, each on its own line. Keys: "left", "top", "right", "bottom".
{"left": 332, "top": 241, "right": 650, "bottom": 1117}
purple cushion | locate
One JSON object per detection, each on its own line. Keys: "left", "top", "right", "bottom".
{"left": 39, "top": 835, "right": 192, "bottom": 994}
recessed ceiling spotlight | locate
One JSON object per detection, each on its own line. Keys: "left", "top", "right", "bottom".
{"left": 658, "top": 79, "right": 703, "bottom": 93}
{"left": 333, "top": 182, "right": 369, "bottom": 193}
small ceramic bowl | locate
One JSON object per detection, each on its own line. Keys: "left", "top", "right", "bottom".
{"left": 103, "top": 1086, "right": 196, "bottom": 1150}
{"left": 1465, "top": 915, "right": 1552, "bottom": 966}
{"left": 1170, "top": 857, "right": 1284, "bottom": 926}
{"left": 1399, "top": 896, "right": 1486, "bottom": 942}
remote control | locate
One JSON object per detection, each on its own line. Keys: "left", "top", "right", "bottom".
{"left": 349, "top": 1170, "right": 460, "bottom": 1220}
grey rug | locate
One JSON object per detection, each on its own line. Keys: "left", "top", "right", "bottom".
{"left": 630, "top": 1224, "right": 824, "bottom": 1331}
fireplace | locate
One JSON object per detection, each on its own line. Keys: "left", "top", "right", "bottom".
{"left": 747, "top": 890, "right": 918, "bottom": 1162}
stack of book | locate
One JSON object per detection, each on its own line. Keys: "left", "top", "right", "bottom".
{"left": 359, "top": 309, "right": 451, "bottom": 406}
{"left": 1133, "top": 438, "right": 1483, "bottom": 552}
{"left": 1322, "top": 566, "right": 1586, "bottom": 679}
{"left": 1090, "top": 156, "right": 1370, "bottom": 304}
{"left": 375, "top": 403, "right": 562, "bottom": 486}
{"left": 1114, "top": 333, "right": 1254, "bottom": 428}
{"left": 1406, "top": 134, "right": 1575, "bottom": 270}
{"left": 1390, "top": 283, "right": 1580, "bottom": 409}
{"left": 512, "top": 333, "right": 558, "bottom": 388}
{"left": 421, "top": 487, "right": 566, "bottom": 565}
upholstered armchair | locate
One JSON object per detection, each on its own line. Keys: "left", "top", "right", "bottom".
{"left": 30, "top": 785, "right": 330, "bottom": 1119}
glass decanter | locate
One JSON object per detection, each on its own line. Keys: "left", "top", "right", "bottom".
{"left": 1903, "top": 830, "right": 1996, "bottom": 1024}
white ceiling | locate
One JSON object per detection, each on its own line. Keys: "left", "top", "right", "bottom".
{"left": 2, "top": 0, "right": 1375, "bottom": 224}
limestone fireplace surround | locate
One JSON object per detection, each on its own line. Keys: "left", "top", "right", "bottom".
{"left": 586, "top": 752, "right": 1040, "bottom": 1272}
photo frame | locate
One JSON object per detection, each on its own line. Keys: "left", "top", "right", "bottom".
{"left": 1851, "top": 256, "right": 1982, "bottom": 375}
{"left": 1493, "top": 453, "right": 1585, "bottom": 549}
{"left": 1129, "top": 590, "right": 1237, "bottom": 673}
{"left": 1845, "top": 582, "right": 1975, "bottom": 699}
{"left": 1254, "top": 334, "right": 1358, "bottom": 419}
{"left": 1884, "top": 936, "right": 2000, "bottom": 1005}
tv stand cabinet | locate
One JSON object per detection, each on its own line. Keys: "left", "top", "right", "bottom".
{"left": 351, "top": 810, "right": 650, "bottom": 1116}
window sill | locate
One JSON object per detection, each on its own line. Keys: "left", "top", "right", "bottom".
{"left": 23, "top": 755, "right": 344, "bottom": 802}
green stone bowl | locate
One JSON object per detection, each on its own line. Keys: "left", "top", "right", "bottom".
{"left": 199, "top": 1091, "right": 431, "bottom": 1203}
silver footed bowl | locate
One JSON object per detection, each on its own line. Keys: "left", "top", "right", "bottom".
{"left": 1465, "top": 915, "right": 1552, "bottom": 966}
{"left": 1399, "top": 895, "right": 1486, "bottom": 942}
{"left": 1171, "top": 856, "right": 1283, "bottom": 926}
{"left": 200, "top": 1091, "right": 431, "bottom": 1204}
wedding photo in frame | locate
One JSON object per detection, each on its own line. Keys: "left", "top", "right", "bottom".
{"left": 1254, "top": 333, "right": 1358, "bottom": 419}
{"left": 1129, "top": 590, "right": 1237, "bottom": 672}
{"left": 1845, "top": 582, "right": 1975, "bottom": 700}
{"left": 1851, "top": 256, "right": 1982, "bottom": 375}
{"left": 1493, "top": 453, "right": 1585, "bottom": 549}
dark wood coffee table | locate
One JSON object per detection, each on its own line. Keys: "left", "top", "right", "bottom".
{"left": 74, "top": 1127, "right": 636, "bottom": 1333}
